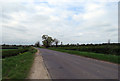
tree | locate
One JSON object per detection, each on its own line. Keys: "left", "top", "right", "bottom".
{"left": 42, "top": 35, "right": 54, "bottom": 48}
{"left": 35, "top": 41, "right": 40, "bottom": 47}
{"left": 61, "top": 42, "right": 63, "bottom": 45}
{"left": 54, "top": 38, "right": 60, "bottom": 47}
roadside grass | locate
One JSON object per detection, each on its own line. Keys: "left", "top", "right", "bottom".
{"left": 2, "top": 47, "right": 37, "bottom": 79}
{"left": 2, "top": 49, "right": 18, "bottom": 51}
{"left": 39, "top": 47, "right": 46, "bottom": 48}
{"left": 49, "top": 48, "right": 119, "bottom": 64}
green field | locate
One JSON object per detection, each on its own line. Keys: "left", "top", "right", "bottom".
{"left": 2, "top": 47, "right": 37, "bottom": 79}
{"left": 49, "top": 48, "right": 119, "bottom": 64}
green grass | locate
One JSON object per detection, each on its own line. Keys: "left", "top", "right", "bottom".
{"left": 2, "top": 48, "right": 37, "bottom": 79}
{"left": 2, "top": 49, "right": 18, "bottom": 51}
{"left": 39, "top": 46, "right": 46, "bottom": 48}
{"left": 49, "top": 48, "right": 119, "bottom": 64}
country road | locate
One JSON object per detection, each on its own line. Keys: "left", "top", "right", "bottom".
{"left": 38, "top": 48, "right": 118, "bottom": 79}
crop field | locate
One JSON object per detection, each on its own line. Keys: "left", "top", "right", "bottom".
{"left": 2, "top": 46, "right": 37, "bottom": 79}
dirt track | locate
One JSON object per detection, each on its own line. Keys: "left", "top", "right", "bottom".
{"left": 27, "top": 48, "right": 50, "bottom": 79}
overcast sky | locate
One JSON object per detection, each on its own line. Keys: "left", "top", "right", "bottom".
{"left": 0, "top": 0, "right": 119, "bottom": 45}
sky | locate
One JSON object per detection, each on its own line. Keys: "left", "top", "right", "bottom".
{"left": 0, "top": 0, "right": 119, "bottom": 45}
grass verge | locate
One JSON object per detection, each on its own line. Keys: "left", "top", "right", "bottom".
{"left": 49, "top": 48, "right": 119, "bottom": 64}
{"left": 2, "top": 47, "right": 37, "bottom": 79}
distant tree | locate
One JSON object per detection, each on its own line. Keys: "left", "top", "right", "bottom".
{"left": 77, "top": 43, "right": 79, "bottom": 46}
{"left": 2, "top": 44, "right": 6, "bottom": 46}
{"left": 42, "top": 35, "right": 54, "bottom": 48}
{"left": 35, "top": 41, "right": 40, "bottom": 47}
{"left": 67, "top": 43, "right": 69, "bottom": 47}
{"left": 61, "top": 42, "right": 63, "bottom": 45}
{"left": 54, "top": 38, "right": 60, "bottom": 47}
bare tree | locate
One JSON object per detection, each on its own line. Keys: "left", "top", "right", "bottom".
{"left": 54, "top": 38, "right": 60, "bottom": 47}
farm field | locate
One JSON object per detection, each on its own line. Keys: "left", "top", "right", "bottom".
{"left": 2, "top": 46, "right": 37, "bottom": 79}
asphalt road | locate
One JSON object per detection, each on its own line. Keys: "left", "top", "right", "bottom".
{"left": 38, "top": 48, "right": 118, "bottom": 79}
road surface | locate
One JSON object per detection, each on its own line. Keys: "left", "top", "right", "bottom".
{"left": 38, "top": 48, "right": 118, "bottom": 79}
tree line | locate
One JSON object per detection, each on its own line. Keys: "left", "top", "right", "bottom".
{"left": 35, "top": 35, "right": 120, "bottom": 48}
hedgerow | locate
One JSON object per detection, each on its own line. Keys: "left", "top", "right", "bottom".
{"left": 52, "top": 44, "right": 120, "bottom": 55}
{"left": 2, "top": 47, "right": 31, "bottom": 58}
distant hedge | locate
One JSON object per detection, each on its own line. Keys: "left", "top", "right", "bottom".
{"left": 2, "top": 46, "right": 18, "bottom": 49}
{"left": 2, "top": 47, "right": 30, "bottom": 58}
{"left": 55, "top": 45, "right": 120, "bottom": 55}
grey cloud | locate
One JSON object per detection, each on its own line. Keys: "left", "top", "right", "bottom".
{"left": 2, "top": 14, "right": 14, "bottom": 23}
{"left": 1, "top": 2, "right": 26, "bottom": 13}
{"left": 97, "top": 23, "right": 111, "bottom": 27}
{"left": 21, "top": 14, "right": 50, "bottom": 24}
{"left": 3, "top": 25, "right": 27, "bottom": 32}
{"left": 2, "top": 13, "right": 13, "bottom": 20}
{"left": 105, "top": 28, "right": 118, "bottom": 32}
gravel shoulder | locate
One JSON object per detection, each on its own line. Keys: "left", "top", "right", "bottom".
{"left": 27, "top": 48, "right": 50, "bottom": 79}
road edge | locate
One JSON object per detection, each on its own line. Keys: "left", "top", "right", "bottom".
{"left": 27, "top": 48, "right": 51, "bottom": 79}
{"left": 38, "top": 49, "right": 51, "bottom": 79}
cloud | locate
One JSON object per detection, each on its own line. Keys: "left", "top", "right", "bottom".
{"left": 3, "top": 25, "right": 27, "bottom": 32}
{"left": 0, "top": 0, "right": 118, "bottom": 45}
